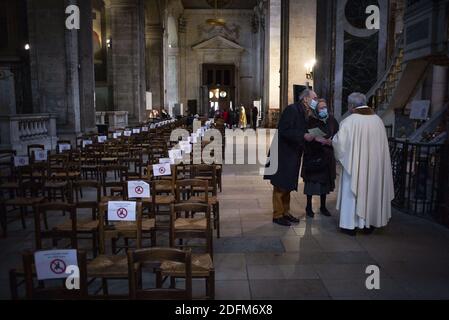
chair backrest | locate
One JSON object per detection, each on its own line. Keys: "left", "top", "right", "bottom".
{"left": 23, "top": 250, "right": 88, "bottom": 300}
{"left": 170, "top": 203, "right": 212, "bottom": 256}
{"left": 127, "top": 248, "right": 192, "bottom": 300}
{"left": 190, "top": 164, "right": 218, "bottom": 195}
{"left": 34, "top": 203, "right": 78, "bottom": 250}
{"left": 175, "top": 179, "right": 209, "bottom": 203}
{"left": 97, "top": 202, "right": 143, "bottom": 254}
{"left": 72, "top": 180, "right": 101, "bottom": 214}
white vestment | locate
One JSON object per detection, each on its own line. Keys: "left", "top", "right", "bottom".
{"left": 332, "top": 107, "right": 394, "bottom": 230}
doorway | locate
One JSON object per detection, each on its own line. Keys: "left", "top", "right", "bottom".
{"left": 202, "top": 64, "right": 235, "bottom": 116}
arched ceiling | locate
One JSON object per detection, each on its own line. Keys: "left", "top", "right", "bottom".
{"left": 182, "top": 0, "right": 258, "bottom": 9}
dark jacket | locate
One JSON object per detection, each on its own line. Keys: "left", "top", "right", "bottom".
{"left": 301, "top": 115, "right": 339, "bottom": 190}
{"left": 264, "top": 103, "right": 307, "bottom": 191}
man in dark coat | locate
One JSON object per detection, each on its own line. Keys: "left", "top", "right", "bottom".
{"left": 264, "top": 89, "right": 318, "bottom": 226}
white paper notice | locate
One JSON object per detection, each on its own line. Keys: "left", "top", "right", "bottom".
{"left": 133, "top": 128, "right": 141, "bottom": 134}
{"left": 142, "top": 127, "right": 149, "bottom": 132}
{"left": 98, "top": 136, "right": 107, "bottom": 143}
{"left": 108, "top": 201, "right": 137, "bottom": 222}
{"left": 34, "top": 150, "right": 48, "bottom": 162}
{"left": 124, "top": 131, "right": 132, "bottom": 137}
{"left": 14, "top": 156, "right": 29, "bottom": 167}
{"left": 34, "top": 250, "right": 78, "bottom": 281}
{"left": 153, "top": 163, "right": 171, "bottom": 177}
{"left": 127, "top": 181, "right": 150, "bottom": 198}
{"left": 58, "top": 144, "right": 71, "bottom": 153}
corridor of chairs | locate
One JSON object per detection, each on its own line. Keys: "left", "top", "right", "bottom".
{"left": 0, "top": 118, "right": 223, "bottom": 300}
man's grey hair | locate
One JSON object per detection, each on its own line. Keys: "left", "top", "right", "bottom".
{"left": 348, "top": 92, "right": 367, "bottom": 108}
{"left": 299, "top": 89, "right": 313, "bottom": 102}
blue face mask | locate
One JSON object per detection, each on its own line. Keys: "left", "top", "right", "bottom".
{"left": 310, "top": 99, "right": 318, "bottom": 110}
{"left": 318, "top": 108, "right": 329, "bottom": 120}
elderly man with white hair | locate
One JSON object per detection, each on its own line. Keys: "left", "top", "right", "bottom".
{"left": 321, "top": 93, "right": 394, "bottom": 236}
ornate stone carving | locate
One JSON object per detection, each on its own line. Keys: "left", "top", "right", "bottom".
{"left": 197, "top": 22, "right": 240, "bottom": 42}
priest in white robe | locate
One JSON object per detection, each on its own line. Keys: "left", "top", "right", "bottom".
{"left": 330, "top": 93, "right": 394, "bottom": 236}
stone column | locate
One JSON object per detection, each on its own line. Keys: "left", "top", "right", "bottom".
{"left": 27, "top": 0, "right": 83, "bottom": 137}
{"left": 105, "top": 0, "right": 146, "bottom": 124}
{"left": 288, "top": 0, "right": 317, "bottom": 104}
{"left": 279, "top": 0, "right": 289, "bottom": 111}
{"left": 267, "top": 0, "right": 281, "bottom": 110}
{"left": 145, "top": 25, "right": 164, "bottom": 110}
{"left": 431, "top": 65, "right": 448, "bottom": 115}
{"left": 0, "top": 67, "right": 16, "bottom": 115}
{"left": 166, "top": 47, "right": 180, "bottom": 115}
{"left": 78, "top": 0, "right": 97, "bottom": 133}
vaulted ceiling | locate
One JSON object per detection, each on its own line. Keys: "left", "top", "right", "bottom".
{"left": 182, "top": 0, "right": 258, "bottom": 9}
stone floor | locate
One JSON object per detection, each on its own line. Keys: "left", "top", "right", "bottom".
{"left": 1, "top": 162, "right": 449, "bottom": 300}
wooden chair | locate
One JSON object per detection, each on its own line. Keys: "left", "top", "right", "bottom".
{"left": 161, "top": 203, "right": 214, "bottom": 299}
{"left": 127, "top": 248, "right": 192, "bottom": 300}
{"left": 125, "top": 181, "right": 157, "bottom": 247}
{"left": 27, "top": 144, "right": 45, "bottom": 160}
{"left": 151, "top": 179, "right": 176, "bottom": 232}
{"left": 190, "top": 165, "right": 221, "bottom": 238}
{"left": 34, "top": 203, "right": 78, "bottom": 250}
{"left": 22, "top": 250, "right": 88, "bottom": 300}
{"left": 1, "top": 167, "right": 45, "bottom": 237}
{"left": 87, "top": 202, "right": 142, "bottom": 297}
{"left": 99, "top": 165, "right": 128, "bottom": 202}
{"left": 60, "top": 181, "right": 101, "bottom": 257}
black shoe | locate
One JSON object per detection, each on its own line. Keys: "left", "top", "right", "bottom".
{"left": 284, "top": 213, "right": 300, "bottom": 224}
{"left": 273, "top": 217, "right": 292, "bottom": 227}
{"left": 320, "top": 207, "right": 331, "bottom": 217}
{"left": 362, "top": 227, "right": 376, "bottom": 235}
{"left": 306, "top": 207, "right": 315, "bottom": 218}
{"left": 340, "top": 228, "right": 356, "bottom": 236}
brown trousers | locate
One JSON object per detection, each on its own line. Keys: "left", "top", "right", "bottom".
{"left": 272, "top": 186, "right": 291, "bottom": 219}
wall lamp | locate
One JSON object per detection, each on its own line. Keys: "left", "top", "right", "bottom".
{"left": 305, "top": 59, "right": 316, "bottom": 80}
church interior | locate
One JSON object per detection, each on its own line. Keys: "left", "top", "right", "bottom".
{"left": 0, "top": 0, "right": 449, "bottom": 301}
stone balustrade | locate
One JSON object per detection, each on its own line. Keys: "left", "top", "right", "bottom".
{"left": 0, "top": 114, "right": 58, "bottom": 155}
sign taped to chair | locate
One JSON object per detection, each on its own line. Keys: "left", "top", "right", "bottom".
{"left": 34, "top": 250, "right": 78, "bottom": 281}
{"left": 132, "top": 128, "right": 141, "bottom": 134}
{"left": 123, "top": 130, "right": 132, "bottom": 137}
{"left": 98, "top": 136, "right": 107, "bottom": 143}
{"left": 128, "top": 181, "right": 150, "bottom": 198}
{"left": 58, "top": 144, "right": 71, "bottom": 153}
{"left": 108, "top": 201, "right": 137, "bottom": 221}
{"left": 34, "top": 150, "right": 48, "bottom": 162}
{"left": 141, "top": 126, "right": 149, "bottom": 132}
{"left": 14, "top": 156, "right": 29, "bottom": 167}
{"left": 153, "top": 163, "right": 171, "bottom": 177}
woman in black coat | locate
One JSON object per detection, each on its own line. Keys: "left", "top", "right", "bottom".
{"left": 301, "top": 99, "right": 339, "bottom": 218}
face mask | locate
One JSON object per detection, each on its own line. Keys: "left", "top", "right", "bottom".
{"left": 318, "top": 108, "right": 329, "bottom": 120}
{"left": 310, "top": 99, "right": 318, "bottom": 110}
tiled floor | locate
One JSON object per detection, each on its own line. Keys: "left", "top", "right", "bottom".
{"left": 1, "top": 162, "right": 449, "bottom": 299}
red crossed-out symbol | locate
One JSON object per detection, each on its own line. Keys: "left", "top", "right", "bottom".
{"left": 117, "top": 208, "right": 128, "bottom": 219}
{"left": 159, "top": 166, "right": 166, "bottom": 175}
{"left": 135, "top": 186, "right": 144, "bottom": 195}
{"left": 50, "top": 259, "right": 66, "bottom": 274}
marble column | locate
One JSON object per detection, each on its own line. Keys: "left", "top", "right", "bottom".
{"left": 105, "top": 0, "right": 146, "bottom": 124}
